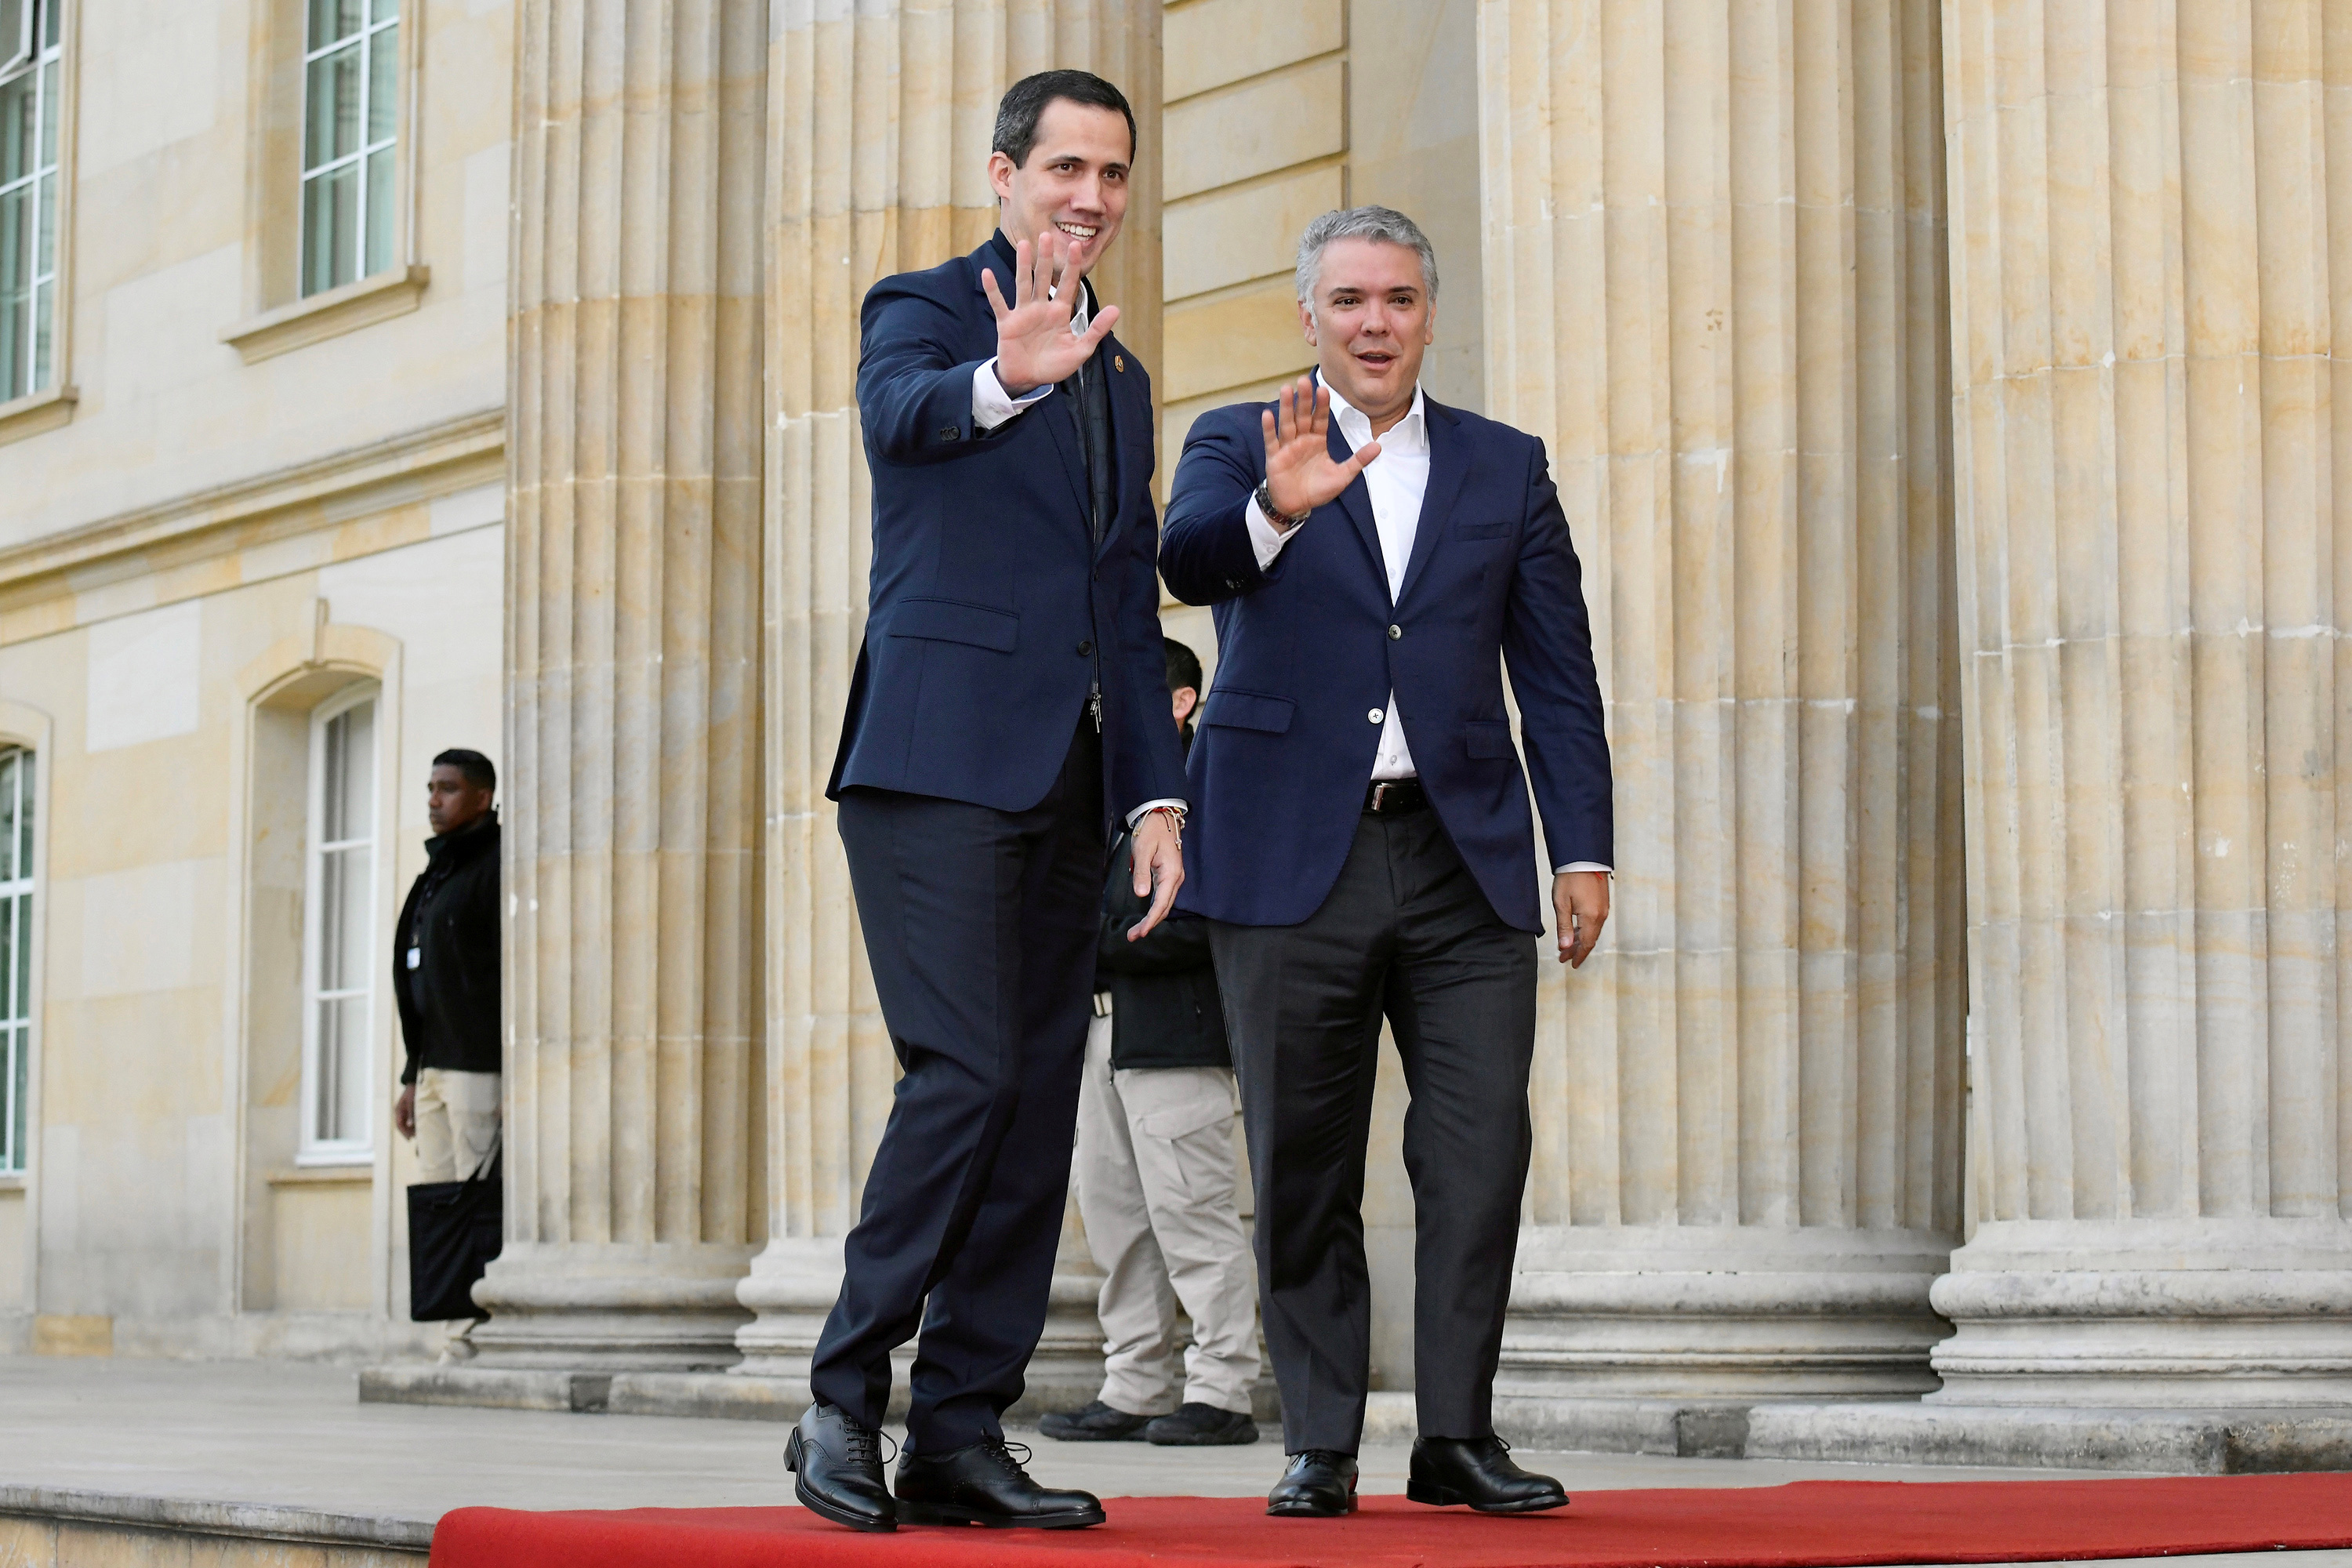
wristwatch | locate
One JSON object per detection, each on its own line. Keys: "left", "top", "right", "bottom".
{"left": 1254, "top": 479, "right": 1312, "bottom": 531}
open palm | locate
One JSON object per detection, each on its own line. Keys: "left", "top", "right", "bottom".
{"left": 983, "top": 229, "right": 1120, "bottom": 397}
{"left": 1261, "top": 374, "right": 1381, "bottom": 521}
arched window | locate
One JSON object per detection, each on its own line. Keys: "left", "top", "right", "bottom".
{"left": 301, "top": 688, "right": 377, "bottom": 1160}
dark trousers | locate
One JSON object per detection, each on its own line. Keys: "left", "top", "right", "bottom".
{"left": 810, "top": 722, "right": 1104, "bottom": 1453}
{"left": 1210, "top": 805, "right": 1537, "bottom": 1454}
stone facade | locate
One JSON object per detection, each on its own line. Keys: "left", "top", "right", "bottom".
{"left": 5, "top": 0, "right": 2350, "bottom": 1467}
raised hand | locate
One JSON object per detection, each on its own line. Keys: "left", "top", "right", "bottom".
{"left": 1261, "top": 374, "right": 1381, "bottom": 524}
{"left": 981, "top": 229, "right": 1120, "bottom": 398}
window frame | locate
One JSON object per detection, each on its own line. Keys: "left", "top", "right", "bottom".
{"left": 296, "top": 0, "right": 401, "bottom": 299}
{"left": 0, "top": 743, "right": 34, "bottom": 1177}
{"left": 0, "top": 0, "right": 69, "bottom": 410}
{"left": 296, "top": 682, "right": 381, "bottom": 1166}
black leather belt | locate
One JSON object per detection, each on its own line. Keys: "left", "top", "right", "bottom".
{"left": 1363, "top": 778, "right": 1429, "bottom": 815}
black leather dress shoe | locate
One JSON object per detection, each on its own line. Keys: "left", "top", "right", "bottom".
{"left": 785, "top": 1403, "right": 895, "bottom": 1532}
{"left": 1266, "top": 1449, "right": 1358, "bottom": 1517}
{"left": 1039, "top": 1399, "right": 1154, "bottom": 1442}
{"left": 1406, "top": 1435, "right": 1569, "bottom": 1514}
{"left": 895, "top": 1437, "right": 1106, "bottom": 1528}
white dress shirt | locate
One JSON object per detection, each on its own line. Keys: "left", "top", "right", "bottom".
{"left": 967, "top": 278, "right": 1182, "bottom": 829}
{"left": 1242, "top": 381, "right": 1610, "bottom": 878}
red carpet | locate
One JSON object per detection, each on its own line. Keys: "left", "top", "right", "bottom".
{"left": 429, "top": 1472, "right": 2352, "bottom": 1567}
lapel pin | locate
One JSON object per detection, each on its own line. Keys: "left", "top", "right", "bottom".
{"left": 1114, "top": 355, "right": 1125, "bottom": 372}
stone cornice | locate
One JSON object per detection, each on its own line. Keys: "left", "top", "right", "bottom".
{"left": 0, "top": 408, "right": 505, "bottom": 640}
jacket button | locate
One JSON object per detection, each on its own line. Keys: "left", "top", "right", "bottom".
{"left": 1369, "top": 708, "right": 1385, "bottom": 724}
{"left": 1076, "top": 640, "right": 1094, "bottom": 656}
{"left": 1388, "top": 624, "right": 1402, "bottom": 640}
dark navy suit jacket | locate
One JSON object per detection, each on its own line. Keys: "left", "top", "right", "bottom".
{"left": 829, "top": 233, "right": 1187, "bottom": 822}
{"left": 1159, "top": 390, "right": 1611, "bottom": 933}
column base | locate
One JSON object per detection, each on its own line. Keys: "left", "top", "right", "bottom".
{"left": 1927, "top": 1219, "right": 2352, "bottom": 1406}
{"left": 730, "top": 1235, "right": 1107, "bottom": 1415}
{"left": 1746, "top": 1399, "right": 2352, "bottom": 1473}
{"left": 466, "top": 1243, "right": 757, "bottom": 1372}
{"left": 1498, "top": 1225, "right": 1955, "bottom": 1400}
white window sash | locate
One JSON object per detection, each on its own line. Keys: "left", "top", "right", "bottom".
{"left": 296, "top": 5, "right": 399, "bottom": 296}
{"left": 0, "top": 0, "right": 64, "bottom": 401}
{"left": 0, "top": 746, "right": 34, "bottom": 1176}
{"left": 298, "top": 689, "right": 378, "bottom": 1164}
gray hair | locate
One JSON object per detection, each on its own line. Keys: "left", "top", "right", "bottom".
{"left": 1294, "top": 205, "right": 1439, "bottom": 305}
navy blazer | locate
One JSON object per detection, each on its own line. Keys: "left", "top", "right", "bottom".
{"left": 829, "top": 234, "right": 1187, "bottom": 822}
{"left": 1160, "top": 391, "right": 1612, "bottom": 933}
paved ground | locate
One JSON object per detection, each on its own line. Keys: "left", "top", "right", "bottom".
{"left": 0, "top": 1356, "right": 2344, "bottom": 1566}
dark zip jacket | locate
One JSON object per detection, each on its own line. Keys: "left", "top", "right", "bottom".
{"left": 391, "top": 814, "right": 502, "bottom": 1084}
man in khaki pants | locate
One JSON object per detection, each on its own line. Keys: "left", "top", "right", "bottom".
{"left": 1043, "top": 639, "right": 1260, "bottom": 1446}
{"left": 391, "top": 750, "right": 503, "bottom": 1356}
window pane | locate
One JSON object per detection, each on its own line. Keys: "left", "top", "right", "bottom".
{"left": 28, "top": 272, "right": 44, "bottom": 387}
{"left": 302, "top": 162, "right": 359, "bottom": 296}
{"left": 305, "top": 42, "right": 362, "bottom": 169}
{"left": 9, "top": 891, "right": 24, "bottom": 1030}
{"left": 308, "top": 0, "right": 364, "bottom": 51}
{"left": 320, "top": 845, "right": 372, "bottom": 992}
{"left": 0, "top": 0, "right": 24, "bottom": 74}
{"left": 324, "top": 700, "right": 373, "bottom": 842}
{"left": 40, "top": 0, "right": 54, "bottom": 51}
{"left": 0, "top": 752, "right": 16, "bottom": 883}
{"left": 316, "top": 993, "right": 369, "bottom": 1142}
{"left": 0, "top": 892, "right": 13, "bottom": 1020}
{"left": 371, "top": 0, "right": 395, "bottom": 26}
{"left": 366, "top": 24, "right": 396, "bottom": 144}
{"left": 0, "top": 63, "right": 32, "bottom": 186}
{"left": 12, "top": 749, "right": 29, "bottom": 881}
{"left": 364, "top": 146, "right": 394, "bottom": 278}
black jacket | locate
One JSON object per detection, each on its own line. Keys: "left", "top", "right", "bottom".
{"left": 392, "top": 815, "right": 502, "bottom": 1085}
{"left": 1095, "top": 823, "right": 1229, "bottom": 1071}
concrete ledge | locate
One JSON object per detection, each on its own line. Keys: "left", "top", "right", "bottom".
{"left": 1747, "top": 1402, "right": 2352, "bottom": 1474}
{"left": 1494, "top": 1396, "right": 1766, "bottom": 1457}
{"left": 0, "top": 1483, "right": 434, "bottom": 1549}
{"left": 361, "top": 1363, "right": 601, "bottom": 1413}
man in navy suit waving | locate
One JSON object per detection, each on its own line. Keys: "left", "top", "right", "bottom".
{"left": 786, "top": 71, "right": 1189, "bottom": 1535}
{"left": 1162, "top": 207, "right": 1613, "bottom": 1520}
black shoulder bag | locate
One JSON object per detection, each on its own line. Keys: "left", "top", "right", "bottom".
{"left": 407, "top": 1138, "right": 504, "bottom": 1323}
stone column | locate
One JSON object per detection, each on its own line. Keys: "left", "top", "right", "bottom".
{"left": 1477, "top": 0, "right": 1967, "bottom": 1436}
{"left": 1926, "top": 0, "right": 2352, "bottom": 1409}
{"left": 735, "top": 0, "right": 1160, "bottom": 1411}
{"left": 473, "top": 0, "right": 770, "bottom": 1370}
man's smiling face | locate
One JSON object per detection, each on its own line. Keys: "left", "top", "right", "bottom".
{"left": 1301, "top": 237, "right": 1433, "bottom": 424}
{"left": 990, "top": 98, "right": 1131, "bottom": 277}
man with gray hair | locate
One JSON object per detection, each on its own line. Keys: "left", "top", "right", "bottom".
{"left": 1162, "top": 206, "right": 1613, "bottom": 1519}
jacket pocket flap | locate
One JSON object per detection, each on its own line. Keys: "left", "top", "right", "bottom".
{"left": 1201, "top": 689, "right": 1296, "bottom": 733}
{"left": 887, "top": 597, "right": 1019, "bottom": 652}
{"left": 1465, "top": 720, "right": 1515, "bottom": 758}
{"left": 1457, "top": 520, "right": 1513, "bottom": 539}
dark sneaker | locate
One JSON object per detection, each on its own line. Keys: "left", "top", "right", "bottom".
{"left": 895, "top": 1436, "right": 1106, "bottom": 1528}
{"left": 1038, "top": 1399, "right": 1154, "bottom": 1443}
{"left": 1144, "top": 1402, "right": 1259, "bottom": 1446}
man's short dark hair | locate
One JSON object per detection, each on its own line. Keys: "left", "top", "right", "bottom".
{"left": 993, "top": 70, "right": 1136, "bottom": 169}
{"left": 1163, "top": 637, "right": 1203, "bottom": 697}
{"left": 434, "top": 749, "right": 496, "bottom": 792}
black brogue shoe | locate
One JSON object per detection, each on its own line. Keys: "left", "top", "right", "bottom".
{"left": 1407, "top": 1435, "right": 1569, "bottom": 1514}
{"left": 1265, "top": 1449, "right": 1358, "bottom": 1517}
{"left": 895, "top": 1436, "right": 1107, "bottom": 1529}
{"left": 785, "top": 1402, "right": 895, "bottom": 1532}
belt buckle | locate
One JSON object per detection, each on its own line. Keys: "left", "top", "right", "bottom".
{"left": 1370, "top": 782, "right": 1394, "bottom": 813}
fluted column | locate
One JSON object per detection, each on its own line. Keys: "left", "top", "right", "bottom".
{"left": 735, "top": 0, "right": 1160, "bottom": 1408}
{"left": 477, "top": 0, "right": 769, "bottom": 1370}
{"left": 1933, "top": 0, "right": 2352, "bottom": 1406}
{"left": 1478, "top": 0, "right": 1967, "bottom": 1412}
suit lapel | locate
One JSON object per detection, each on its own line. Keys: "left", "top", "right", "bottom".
{"left": 1325, "top": 414, "right": 1387, "bottom": 601}
{"left": 973, "top": 238, "right": 1091, "bottom": 524}
{"left": 1394, "top": 397, "right": 1467, "bottom": 609}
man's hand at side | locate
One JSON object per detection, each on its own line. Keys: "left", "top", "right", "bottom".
{"left": 983, "top": 229, "right": 1120, "bottom": 397}
{"left": 394, "top": 1083, "right": 417, "bottom": 1141}
{"left": 1127, "top": 811, "right": 1185, "bottom": 942}
{"left": 1555, "top": 870, "right": 1610, "bottom": 968}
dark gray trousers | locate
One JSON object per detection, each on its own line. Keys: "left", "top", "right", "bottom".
{"left": 1209, "top": 805, "right": 1537, "bottom": 1455}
